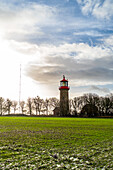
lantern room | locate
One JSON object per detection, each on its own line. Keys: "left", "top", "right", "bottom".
{"left": 59, "top": 75, "right": 69, "bottom": 90}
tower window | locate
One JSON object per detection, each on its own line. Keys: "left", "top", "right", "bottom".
{"left": 60, "top": 81, "right": 68, "bottom": 86}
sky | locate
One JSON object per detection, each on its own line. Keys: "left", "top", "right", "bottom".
{"left": 0, "top": 0, "right": 113, "bottom": 101}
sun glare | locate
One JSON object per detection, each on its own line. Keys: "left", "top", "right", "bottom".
{"left": 0, "top": 35, "right": 46, "bottom": 101}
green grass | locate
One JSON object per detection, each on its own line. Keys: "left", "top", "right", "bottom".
{"left": 0, "top": 117, "right": 113, "bottom": 169}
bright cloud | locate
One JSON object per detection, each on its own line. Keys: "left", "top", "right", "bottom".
{"left": 0, "top": 2, "right": 57, "bottom": 41}
{"left": 25, "top": 42, "right": 113, "bottom": 86}
{"left": 103, "top": 35, "right": 113, "bottom": 47}
{"left": 77, "top": 0, "right": 113, "bottom": 19}
{"left": 93, "top": 0, "right": 113, "bottom": 19}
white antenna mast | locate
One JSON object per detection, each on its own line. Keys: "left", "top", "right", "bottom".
{"left": 19, "top": 64, "right": 21, "bottom": 113}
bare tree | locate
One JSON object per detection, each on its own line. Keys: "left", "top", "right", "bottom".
{"left": 107, "top": 94, "right": 113, "bottom": 116}
{"left": 72, "top": 98, "right": 78, "bottom": 116}
{"left": 48, "top": 97, "right": 59, "bottom": 115}
{"left": 34, "top": 96, "right": 39, "bottom": 115}
{"left": 49, "top": 97, "right": 59, "bottom": 109}
{"left": 0, "top": 97, "right": 5, "bottom": 115}
{"left": 83, "top": 93, "right": 99, "bottom": 105}
{"left": 103, "top": 97, "right": 111, "bottom": 116}
{"left": 72, "top": 94, "right": 100, "bottom": 116}
{"left": 6, "top": 99, "right": 12, "bottom": 114}
{"left": 12, "top": 101, "right": 18, "bottom": 114}
{"left": 43, "top": 98, "right": 49, "bottom": 115}
{"left": 20, "top": 101, "right": 25, "bottom": 114}
{"left": 74, "top": 96, "right": 84, "bottom": 113}
{"left": 27, "top": 97, "right": 33, "bottom": 115}
{"left": 33, "top": 96, "right": 44, "bottom": 115}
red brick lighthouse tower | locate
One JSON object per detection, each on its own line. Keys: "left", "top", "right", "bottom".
{"left": 59, "top": 75, "right": 70, "bottom": 116}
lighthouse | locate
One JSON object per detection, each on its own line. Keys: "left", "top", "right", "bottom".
{"left": 59, "top": 75, "right": 70, "bottom": 116}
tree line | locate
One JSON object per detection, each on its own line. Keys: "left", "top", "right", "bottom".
{"left": 70, "top": 93, "right": 113, "bottom": 117}
{"left": 0, "top": 96, "right": 59, "bottom": 115}
{"left": 0, "top": 93, "right": 113, "bottom": 117}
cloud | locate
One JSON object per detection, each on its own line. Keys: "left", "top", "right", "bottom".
{"left": 76, "top": 0, "right": 98, "bottom": 15}
{"left": 103, "top": 35, "right": 113, "bottom": 47}
{"left": 26, "top": 55, "right": 113, "bottom": 89}
{"left": 77, "top": 0, "right": 113, "bottom": 20}
{"left": 93, "top": 0, "right": 113, "bottom": 20}
{"left": 73, "top": 30, "right": 102, "bottom": 37}
{"left": 0, "top": 2, "right": 57, "bottom": 41}
{"left": 90, "top": 85, "right": 110, "bottom": 93}
{"left": 0, "top": 0, "right": 112, "bottom": 49}
{"left": 1, "top": 0, "right": 111, "bottom": 46}
{"left": 24, "top": 42, "right": 113, "bottom": 87}
{"left": 1, "top": 36, "right": 112, "bottom": 88}
{"left": 10, "top": 40, "right": 112, "bottom": 65}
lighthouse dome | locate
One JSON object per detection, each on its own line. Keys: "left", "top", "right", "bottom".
{"left": 59, "top": 75, "right": 69, "bottom": 90}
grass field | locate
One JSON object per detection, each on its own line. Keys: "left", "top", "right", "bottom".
{"left": 0, "top": 117, "right": 113, "bottom": 169}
